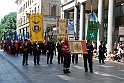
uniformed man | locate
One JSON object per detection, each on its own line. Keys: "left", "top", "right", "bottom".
{"left": 33, "top": 42, "right": 41, "bottom": 65}
{"left": 57, "top": 40, "right": 63, "bottom": 64}
{"left": 22, "top": 39, "right": 29, "bottom": 65}
{"left": 61, "top": 38, "right": 71, "bottom": 74}
{"left": 83, "top": 39, "right": 94, "bottom": 73}
{"left": 46, "top": 38, "right": 55, "bottom": 64}
{"left": 11, "top": 41, "right": 15, "bottom": 56}
{"left": 99, "top": 41, "right": 106, "bottom": 64}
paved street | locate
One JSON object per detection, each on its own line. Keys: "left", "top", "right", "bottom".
{"left": 0, "top": 50, "right": 124, "bottom": 83}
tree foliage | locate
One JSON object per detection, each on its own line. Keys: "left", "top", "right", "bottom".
{"left": 1, "top": 12, "right": 17, "bottom": 30}
{"left": 0, "top": 12, "right": 17, "bottom": 39}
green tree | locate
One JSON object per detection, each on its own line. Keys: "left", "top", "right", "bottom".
{"left": 0, "top": 12, "right": 17, "bottom": 39}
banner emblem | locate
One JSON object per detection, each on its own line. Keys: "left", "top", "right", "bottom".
{"left": 32, "top": 21, "right": 41, "bottom": 33}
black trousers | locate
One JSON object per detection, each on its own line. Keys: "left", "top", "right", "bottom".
{"left": 47, "top": 52, "right": 54, "bottom": 63}
{"left": 72, "top": 54, "right": 78, "bottom": 63}
{"left": 58, "top": 52, "right": 63, "bottom": 63}
{"left": 34, "top": 54, "right": 40, "bottom": 64}
{"left": 63, "top": 53, "right": 71, "bottom": 69}
{"left": 11, "top": 48, "right": 15, "bottom": 55}
{"left": 22, "top": 53, "right": 28, "bottom": 64}
{"left": 83, "top": 54, "right": 93, "bottom": 71}
{"left": 99, "top": 53, "right": 105, "bottom": 63}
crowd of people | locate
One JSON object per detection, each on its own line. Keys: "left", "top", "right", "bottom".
{"left": 104, "top": 41, "right": 124, "bottom": 62}
{"left": 0, "top": 38, "right": 124, "bottom": 74}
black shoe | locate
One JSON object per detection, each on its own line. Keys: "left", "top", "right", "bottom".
{"left": 47, "top": 62, "right": 49, "bottom": 64}
{"left": 85, "top": 70, "right": 88, "bottom": 72}
{"left": 66, "top": 70, "right": 71, "bottom": 73}
{"left": 22, "top": 63, "right": 24, "bottom": 66}
{"left": 102, "top": 63, "right": 105, "bottom": 64}
{"left": 76, "top": 61, "right": 78, "bottom": 63}
{"left": 50, "top": 63, "right": 53, "bottom": 64}
{"left": 34, "top": 63, "right": 36, "bottom": 65}
{"left": 26, "top": 64, "right": 28, "bottom": 65}
{"left": 63, "top": 70, "right": 67, "bottom": 74}
{"left": 58, "top": 62, "right": 60, "bottom": 64}
{"left": 90, "top": 70, "right": 93, "bottom": 73}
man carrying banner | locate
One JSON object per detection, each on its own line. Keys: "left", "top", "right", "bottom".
{"left": 83, "top": 39, "right": 94, "bottom": 73}
{"left": 33, "top": 42, "right": 41, "bottom": 65}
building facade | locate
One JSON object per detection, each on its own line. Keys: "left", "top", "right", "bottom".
{"left": 60, "top": 0, "right": 124, "bottom": 53}
{"left": 15, "top": 0, "right": 61, "bottom": 39}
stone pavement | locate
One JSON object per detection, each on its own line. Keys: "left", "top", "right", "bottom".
{"left": 0, "top": 50, "right": 124, "bottom": 83}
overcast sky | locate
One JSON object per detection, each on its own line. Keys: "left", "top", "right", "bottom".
{"left": 0, "top": 0, "right": 17, "bottom": 20}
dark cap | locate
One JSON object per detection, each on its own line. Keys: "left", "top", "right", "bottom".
{"left": 100, "top": 41, "right": 104, "bottom": 43}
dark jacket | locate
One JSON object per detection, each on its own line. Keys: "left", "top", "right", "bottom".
{"left": 46, "top": 41, "right": 55, "bottom": 53}
{"left": 99, "top": 44, "right": 106, "bottom": 53}
{"left": 22, "top": 43, "right": 29, "bottom": 54}
{"left": 33, "top": 43, "right": 41, "bottom": 55}
{"left": 57, "top": 41, "right": 62, "bottom": 53}
{"left": 86, "top": 43, "right": 94, "bottom": 55}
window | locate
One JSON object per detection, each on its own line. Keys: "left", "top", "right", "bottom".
{"left": 121, "top": 5, "right": 124, "bottom": 16}
{"left": 51, "top": 5, "right": 56, "bottom": 16}
{"left": 30, "top": 0, "right": 31, "bottom": 5}
{"left": 26, "top": 2, "right": 27, "bottom": 8}
{"left": 28, "top": 0, "right": 29, "bottom": 6}
{"left": 24, "top": 4, "right": 25, "bottom": 10}
{"left": 105, "top": 10, "right": 108, "bottom": 19}
{"left": 38, "top": 6, "right": 39, "bottom": 13}
{"left": 35, "top": 7, "right": 36, "bottom": 13}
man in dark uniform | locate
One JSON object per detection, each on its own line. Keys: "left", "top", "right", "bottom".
{"left": 11, "top": 41, "right": 15, "bottom": 56}
{"left": 22, "top": 39, "right": 29, "bottom": 65}
{"left": 46, "top": 38, "right": 55, "bottom": 64}
{"left": 99, "top": 41, "right": 106, "bottom": 64}
{"left": 83, "top": 39, "right": 94, "bottom": 73}
{"left": 33, "top": 42, "right": 41, "bottom": 65}
{"left": 57, "top": 40, "right": 63, "bottom": 64}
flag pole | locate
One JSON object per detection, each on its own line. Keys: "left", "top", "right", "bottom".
{"left": 91, "top": 0, "right": 92, "bottom": 13}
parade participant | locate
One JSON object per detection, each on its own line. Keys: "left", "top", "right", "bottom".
{"left": 33, "top": 42, "right": 41, "bottom": 65}
{"left": 72, "top": 54, "right": 78, "bottom": 63}
{"left": 46, "top": 38, "right": 55, "bottom": 64}
{"left": 99, "top": 41, "right": 106, "bottom": 64}
{"left": 22, "top": 39, "right": 29, "bottom": 65}
{"left": 11, "top": 41, "right": 15, "bottom": 56}
{"left": 30, "top": 43, "right": 33, "bottom": 55}
{"left": 15, "top": 40, "right": 19, "bottom": 56}
{"left": 83, "top": 39, "right": 94, "bottom": 73}
{"left": 42, "top": 40, "right": 48, "bottom": 55}
{"left": 57, "top": 40, "right": 63, "bottom": 64}
{"left": 27, "top": 39, "right": 31, "bottom": 55}
{"left": 61, "top": 38, "right": 71, "bottom": 74}
{"left": 4, "top": 40, "right": 7, "bottom": 51}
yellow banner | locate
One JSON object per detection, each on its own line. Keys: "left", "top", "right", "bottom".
{"left": 29, "top": 14, "right": 44, "bottom": 43}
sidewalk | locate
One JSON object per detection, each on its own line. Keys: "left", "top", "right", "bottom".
{"left": 0, "top": 50, "right": 124, "bottom": 83}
